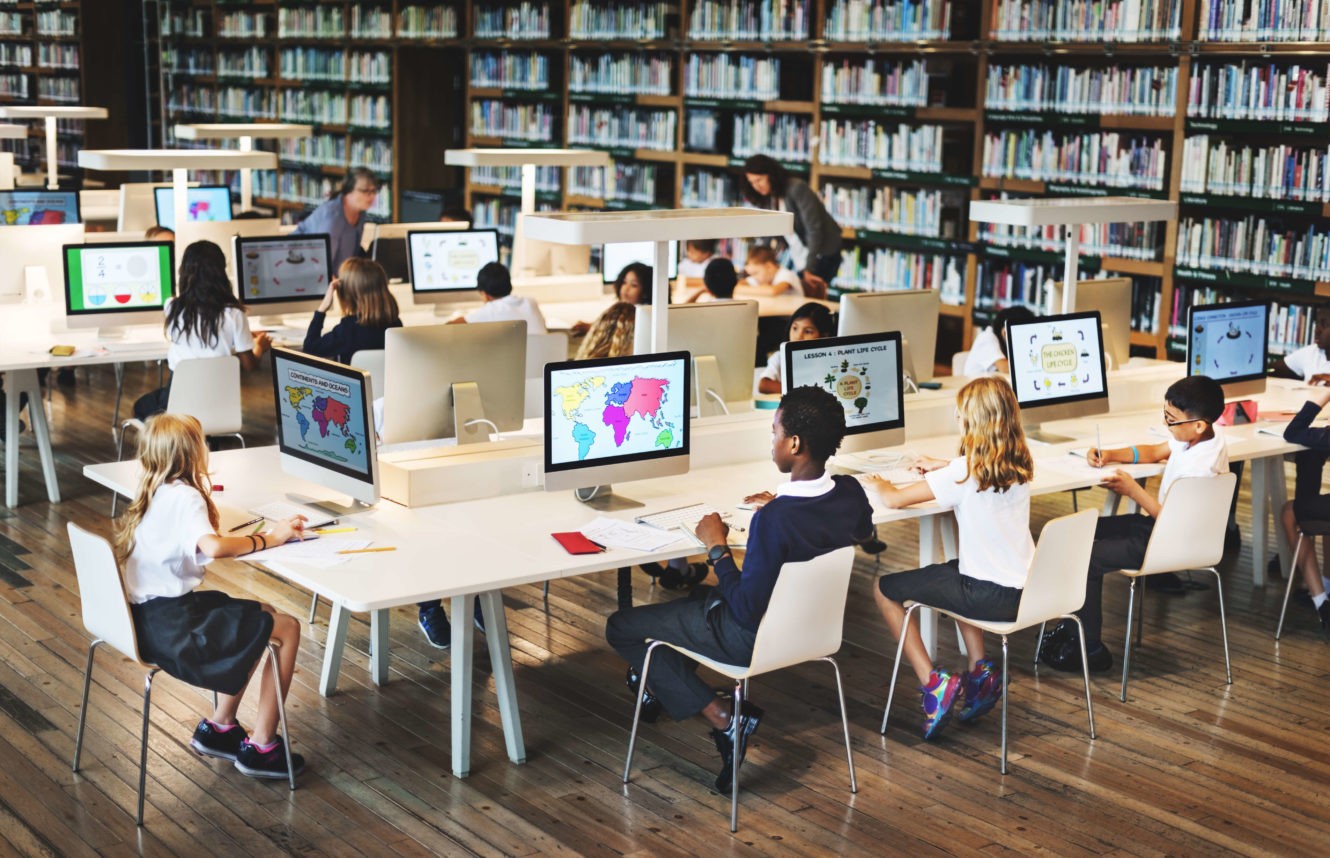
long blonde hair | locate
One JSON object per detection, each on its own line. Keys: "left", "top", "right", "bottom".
{"left": 112, "top": 413, "right": 218, "bottom": 565}
{"left": 954, "top": 376, "right": 1033, "bottom": 492}
{"left": 576, "top": 301, "right": 636, "bottom": 360}
{"left": 337, "top": 257, "right": 400, "bottom": 328}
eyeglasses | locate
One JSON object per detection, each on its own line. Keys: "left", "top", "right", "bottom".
{"left": 1163, "top": 412, "right": 1203, "bottom": 427}
{"left": 351, "top": 186, "right": 379, "bottom": 196}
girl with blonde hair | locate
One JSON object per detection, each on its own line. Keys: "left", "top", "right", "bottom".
{"left": 303, "top": 256, "right": 402, "bottom": 364}
{"left": 866, "top": 376, "right": 1035, "bottom": 740}
{"left": 114, "top": 413, "right": 307, "bottom": 779}
{"left": 575, "top": 301, "right": 636, "bottom": 360}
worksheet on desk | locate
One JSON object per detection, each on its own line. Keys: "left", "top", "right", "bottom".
{"left": 1042, "top": 455, "right": 1158, "bottom": 483}
{"left": 244, "top": 536, "right": 371, "bottom": 569}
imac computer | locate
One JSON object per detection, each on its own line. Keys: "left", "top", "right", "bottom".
{"left": 270, "top": 347, "right": 379, "bottom": 511}
{"left": 838, "top": 289, "right": 941, "bottom": 388}
{"left": 118, "top": 181, "right": 196, "bottom": 233}
{"left": 234, "top": 233, "right": 332, "bottom": 316}
{"left": 633, "top": 301, "right": 759, "bottom": 417}
{"left": 1187, "top": 300, "right": 1269, "bottom": 398}
{"left": 784, "top": 331, "right": 906, "bottom": 453}
{"left": 0, "top": 189, "right": 80, "bottom": 225}
{"left": 543, "top": 350, "right": 690, "bottom": 508}
{"left": 368, "top": 221, "right": 468, "bottom": 282}
{"left": 601, "top": 240, "right": 678, "bottom": 284}
{"left": 0, "top": 223, "right": 84, "bottom": 304}
{"left": 512, "top": 212, "right": 591, "bottom": 277}
{"left": 1050, "top": 277, "right": 1132, "bottom": 370}
{"left": 407, "top": 228, "right": 501, "bottom": 310}
{"left": 62, "top": 241, "right": 174, "bottom": 334}
{"left": 380, "top": 321, "right": 528, "bottom": 446}
{"left": 153, "top": 185, "right": 234, "bottom": 230}
{"left": 1006, "top": 310, "right": 1109, "bottom": 443}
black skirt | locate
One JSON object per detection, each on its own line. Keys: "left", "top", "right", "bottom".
{"left": 130, "top": 590, "right": 274, "bottom": 696}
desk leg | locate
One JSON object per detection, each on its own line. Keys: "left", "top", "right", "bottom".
{"left": 917, "top": 517, "right": 939, "bottom": 655}
{"left": 319, "top": 601, "right": 350, "bottom": 697}
{"left": 5, "top": 369, "right": 58, "bottom": 506}
{"left": 479, "top": 590, "right": 526, "bottom": 765}
{"left": 1251, "top": 461, "right": 1269, "bottom": 587}
{"left": 111, "top": 362, "right": 125, "bottom": 436}
{"left": 4, "top": 374, "right": 18, "bottom": 508}
{"left": 1271, "top": 456, "right": 1290, "bottom": 580}
{"left": 451, "top": 593, "right": 476, "bottom": 778}
{"left": 369, "top": 609, "right": 389, "bottom": 687}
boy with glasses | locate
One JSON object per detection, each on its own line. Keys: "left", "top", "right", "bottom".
{"left": 293, "top": 167, "right": 381, "bottom": 270}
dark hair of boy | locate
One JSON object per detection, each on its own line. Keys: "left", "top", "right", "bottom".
{"left": 790, "top": 301, "right": 834, "bottom": 336}
{"left": 778, "top": 386, "right": 847, "bottom": 462}
{"left": 686, "top": 238, "right": 717, "bottom": 255}
{"left": 702, "top": 258, "right": 738, "bottom": 298}
{"left": 1165, "top": 375, "right": 1225, "bottom": 424}
{"left": 995, "top": 305, "right": 1037, "bottom": 357}
{"left": 476, "top": 261, "right": 512, "bottom": 298}
{"left": 440, "top": 207, "right": 472, "bottom": 223}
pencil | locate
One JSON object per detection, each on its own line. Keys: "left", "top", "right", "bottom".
{"left": 1095, "top": 424, "right": 1102, "bottom": 468}
{"left": 337, "top": 546, "right": 396, "bottom": 555}
{"left": 250, "top": 521, "right": 265, "bottom": 536}
{"left": 228, "top": 516, "right": 263, "bottom": 533}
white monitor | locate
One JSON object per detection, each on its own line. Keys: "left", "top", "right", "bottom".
{"left": 1051, "top": 277, "right": 1132, "bottom": 370}
{"left": 1187, "top": 300, "right": 1269, "bottom": 398}
{"left": 175, "top": 218, "right": 283, "bottom": 279}
{"left": 119, "top": 181, "right": 196, "bottom": 233}
{"left": 838, "top": 289, "right": 941, "bottom": 386}
{"left": 368, "top": 221, "right": 468, "bottom": 282}
{"left": 513, "top": 212, "right": 591, "bottom": 277}
{"left": 270, "top": 347, "right": 379, "bottom": 510}
{"left": 1006, "top": 310, "right": 1109, "bottom": 443}
{"left": 543, "top": 350, "right": 690, "bottom": 502}
{"left": 784, "top": 331, "right": 906, "bottom": 453}
{"left": 0, "top": 189, "right": 80, "bottom": 225}
{"left": 62, "top": 241, "right": 175, "bottom": 331}
{"left": 0, "top": 223, "right": 84, "bottom": 304}
{"left": 154, "top": 185, "right": 233, "bottom": 230}
{"left": 407, "top": 228, "right": 501, "bottom": 306}
{"left": 234, "top": 233, "right": 332, "bottom": 315}
{"left": 602, "top": 240, "right": 678, "bottom": 283}
{"left": 633, "top": 301, "right": 759, "bottom": 416}
{"left": 380, "top": 321, "right": 528, "bottom": 446}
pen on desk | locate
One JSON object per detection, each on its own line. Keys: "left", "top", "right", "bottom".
{"left": 312, "top": 526, "right": 355, "bottom": 535}
{"left": 228, "top": 516, "right": 263, "bottom": 533}
{"left": 588, "top": 539, "right": 607, "bottom": 551}
{"left": 337, "top": 546, "right": 397, "bottom": 554}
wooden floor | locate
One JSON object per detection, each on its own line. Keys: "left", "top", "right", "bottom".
{"left": 1, "top": 361, "right": 1327, "bottom": 857}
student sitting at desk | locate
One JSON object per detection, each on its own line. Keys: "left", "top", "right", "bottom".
{"left": 868, "top": 376, "right": 1035, "bottom": 739}
{"left": 739, "top": 245, "right": 803, "bottom": 298}
{"left": 683, "top": 257, "right": 738, "bottom": 303}
{"left": 606, "top": 386, "right": 874, "bottom": 793}
{"left": 145, "top": 224, "right": 174, "bottom": 242}
{"left": 303, "top": 257, "right": 402, "bottom": 365}
{"left": 570, "top": 262, "right": 652, "bottom": 336}
{"left": 757, "top": 302, "right": 834, "bottom": 395}
{"left": 1271, "top": 305, "right": 1330, "bottom": 574}
{"left": 575, "top": 301, "right": 635, "bottom": 360}
{"left": 677, "top": 238, "right": 717, "bottom": 280}
{"left": 1280, "top": 385, "right": 1330, "bottom": 629}
{"left": 963, "top": 305, "right": 1036, "bottom": 377}
{"left": 1040, "top": 375, "right": 1229, "bottom": 673}
{"left": 133, "top": 240, "right": 273, "bottom": 421}
{"left": 439, "top": 207, "right": 471, "bottom": 224}
{"left": 448, "top": 261, "right": 548, "bottom": 334}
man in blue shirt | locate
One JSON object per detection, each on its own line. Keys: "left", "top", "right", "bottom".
{"left": 292, "top": 167, "right": 380, "bottom": 271}
{"left": 606, "top": 385, "right": 874, "bottom": 793}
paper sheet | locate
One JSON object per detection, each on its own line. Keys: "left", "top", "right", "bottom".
{"left": 854, "top": 468, "right": 924, "bottom": 486}
{"left": 245, "top": 536, "right": 372, "bottom": 568}
{"left": 1046, "top": 455, "right": 1158, "bottom": 483}
{"left": 581, "top": 517, "right": 693, "bottom": 553}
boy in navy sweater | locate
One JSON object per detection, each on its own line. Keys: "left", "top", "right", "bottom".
{"left": 606, "top": 385, "right": 874, "bottom": 792}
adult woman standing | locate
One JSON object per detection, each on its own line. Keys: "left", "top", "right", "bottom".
{"left": 739, "top": 154, "right": 843, "bottom": 298}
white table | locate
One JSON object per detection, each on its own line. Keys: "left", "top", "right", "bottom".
{"left": 0, "top": 106, "right": 108, "bottom": 190}
{"left": 174, "top": 123, "right": 312, "bottom": 213}
{"left": 444, "top": 148, "right": 610, "bottom": 215}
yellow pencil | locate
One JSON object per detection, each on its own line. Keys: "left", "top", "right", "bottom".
{"left": 337, "top": 546, "right": 396, "bottom": 555}
{"left": 250, "top": 521, "right": 265, "bottom": 536}
{"left": 313, "top": 526, "right": 356, "bottom": 535}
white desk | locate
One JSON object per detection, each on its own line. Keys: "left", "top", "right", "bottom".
{"left": 174, "top": 123, "right": 312, "bottom": 213}
{"left": 0, "top": 105, "right": 107, "bottom": 190}
{"left": 445, "top": 148, "right": 610, "bottom": 214}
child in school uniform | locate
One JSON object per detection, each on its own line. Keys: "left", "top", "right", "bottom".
{"left": 676, "top": 238, "right": 717, "bottom": 281}
{"left": 868, "top": 376, "right": 1035, "bottom": 739}
{"left": 740, "top": 245, "right": 803, "bottom": 297}
{"left": 963, "top": 305, "right": 1036, "bottom": 377}
{"left": 757, "top": 302, "right": 835, "bottom": 394}
{"left": 450, "top": 261, "right": 548, "bottom": 333}
{"left": 683, "top": 257, "right": 739, "bottom": 303}
{"left": 575, "top": 301, "right": 636, "bottom": 360}
{"left": 114, "top": 413, "right": 306, "bottom": 779}
{"left": 570, "top": 262, "right": 652, "bottom": 338}
{"left": 303, "top": 257, "right": 403, "bottom": 365}
{"left": 1272, "top": 305, "right": 1330, "bottom": 580}
{"left": 1039, "top": 375, "right": 1229, "bottom": 673}
{"left": 1280, "top": 385, "right": 1330, "bottom": 629}
{"left": 1273, "top": 305, "right": 1330, "bottom": 384}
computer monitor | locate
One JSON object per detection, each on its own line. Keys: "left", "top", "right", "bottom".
{"left": 512, "top": 212, "right": 591, "bottom": 277}
{"left": 119, "top": 181, "right": 196, "bottom": 233}
{"left": 153, "top": 185, "right": 233, "bottom": 230}
{"left": 1187, "top": 300, "right": 1269, "bottom": 398}
{"left": 838, "top": 289, "right": 941, "bottom": 386}
{"left": 270, "top": 347, "right": 379, "bottom": 510}
{"left": 601, "top": 240, "right": 678, "bottom": 284}
{"left": 380, "top": 321, "right": 528, "bottom": 445}
{"left": 234, "top": 233, "right": 332, "bottom": 316}
{"left": 62, "top": 241, "right": 175, "bottom": 333}
{"left": 784, "top": 331, "right": 906, "bottom": 453}
{"left": 407, "top": 228, "right": 501, "bottom": 308}
{"left": 368, "top": 221, "right": 468, "bottom": 282}
{"left": 1050, "top": 277, "right": 1132, "bottom": 370}
{"left": 0, "top": 223, "right": 84, "bottom": 304}
{"left": 0, "top": 189, "right": 79, "bottom": 225}
{"left": 543, "top": 350, "right": 690, "bottom": 505}
{"left": 632, "top": 301, "right": 759, "bottom": 417}
{"left": 1006, "top": 310, "right": 1109, "bottom": 443}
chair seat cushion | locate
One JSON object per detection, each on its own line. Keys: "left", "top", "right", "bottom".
{"left": 130, "top": 590, "right": 274, "bottom": 696}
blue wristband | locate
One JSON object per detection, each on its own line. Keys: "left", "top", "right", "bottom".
{"left": 1131, "top": 445, "right": 1140, "bottom": 464}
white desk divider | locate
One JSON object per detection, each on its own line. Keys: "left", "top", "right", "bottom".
{"left": 0, "top": 105, "right": 108, "bottom": 190}
{"left": 0, "top": 124, "right": 24, "bottom": 191}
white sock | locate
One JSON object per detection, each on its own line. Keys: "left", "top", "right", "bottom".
{"left": 1314, "top": 592, "right": 1328, "bottom": 609}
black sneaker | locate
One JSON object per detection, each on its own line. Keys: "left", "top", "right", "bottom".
{"left": 625, "top": 666, "right": 662, "bottom": 723}
{"left": 235, "top": 736, "right": 305, "bottom": 779}
{"left": 190, "top": 718, "right": 248, "bottom": 762}
{"left": 473, "top": 601, "right": 486, "bottom": 634}
{"left": 1037, "top": 619, "right": 1076, "bottom": 662}
{"left": 857, "top": 527, "right": 888, "bottom": 555}
{"left": 710, "top": 701, "right": 764, "bottom": 793}
{"left": 1224, "top": 525, "right": 1241, "bottom": 554}
{"left": 418, "top": 605, "right": 451, "bottom": 649}
{"left": 1146, "top": 572, "right": 1187, "bottom": 595}
{"left": 1317, "top": 600, "right": 1330, "bottom": 630}
{"left": 1044, "top": 638, "right": 1113, "bottom": 673}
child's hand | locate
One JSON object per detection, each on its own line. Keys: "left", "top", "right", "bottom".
{"left": 864, "top": 474, "right": 894, "bottom": 493}
{"left": 695, "top": 512, "right": 729, "bottom": 548}
{"left": 252, "top": 330, "right": 272, "bottom": 355}
{"left": 1310, "top": 373, "right": 1330, "bottom": 387}
{"left": 1086, "top": 447, "right": 1107, "bottom": 468}
{"left": 318, "top": 279, "right": 339, "bottom": 313}
{"left": 265, "top": 515, "right": 308, "bottom": 545}
{"left": 1309, "top": 387, "right": 1330, "bottom": 408}
{"left": 912, "top": 456, "right": 947, "bottom": 474}
{"left": 1099, "top": 468, "right": 1136, "bottom": 496}
{"left": 742, "top": 490, "right": 774, "bottom": 508}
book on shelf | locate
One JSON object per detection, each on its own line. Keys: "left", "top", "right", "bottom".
{"left": 569, "top": 52, "right": 674, "bottom": 96}
{"left": 818, "top": 119, "right": 944, "bottom": 172}
{"left": 471, "top": 99, "right": 556, "bottom": 142}
{"left": 981, "top": 129, "right": 1167, "bottom": 191}
{"left": 398, "top": 4, "right": 459, "bottom": 39}
{"left": 986, "top": 62, "right": 1177, "bottom": 116}
{"left": 1188, "top": 61, "right": 1330, "bottom": 122}
{"left": 1198, "top": 0, "right": 1330, "bottom": 42}
{"left": 1178, "top": 214, "right": 1330, "bottom": 282}
{"left": 839, "top": 245, "right": 963, "bottom": 300}
{"left": 820, "top": 181, "right": 945, "bottom": 236}
{"left": 570, "top": 162, "right": 657, "bottom": 203}
{"left": 475, "top": 3, "right": 551, "bottom": 39}
{"left": 822, "top": 58, "right": 929, "bottom": 107}
{"left": 567, "top": 105, "right": 676, "bottom": 151}
{"left": 823, "top": 0, "right": 952, "bottom": 41}
{"left": 989, "top": 0, "right": 1181, "bottom": 42}
{"left": 688, "top": 0, "right": 810, "bottom": 40}
{"left": 684, "top": 54, "right": 780, "bottom": 101}
{"left": 471, "top": 51, "right": 551, "bottom": 91}
{"left": 1180, "top": 135, "right": 1330, "bottom": 202}
{"left": 570, "top": 1, "right": 669, "bottom": 39}
{"left": 682, "top": 167, "right": 737, "bottom": 207}
{"left": 732, "top": 111, "right": 811, "bottom": 162}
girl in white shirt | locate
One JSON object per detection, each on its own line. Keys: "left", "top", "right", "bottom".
{"left": 867, "top": 376, "right": 1036, "bottom": 740}
{"left": 114, "top": 413, "right": 306, "bottom": 780}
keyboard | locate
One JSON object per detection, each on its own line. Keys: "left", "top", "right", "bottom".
{"left": 97, "top": 340, "right": 162, "bottom": 354}
{"left": 635, "top": 503, "right": 728, "bottom": 531}
{"left": 247, "top": 500, "right": 337, "bottom": 529}
{"left": 861, "top": 468, "right": 925, "bottom": 486}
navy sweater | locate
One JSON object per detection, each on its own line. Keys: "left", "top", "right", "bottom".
{"left": 712, "top": 474, "right": 874, "bottom": 631}
{"left": 303, "top": 312, "right": 402, "bottom": 365}
{"left": 1285, "top": 400, "right": 1330, "bottom": 449}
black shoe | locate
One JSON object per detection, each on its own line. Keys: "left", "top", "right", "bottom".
{"left": 639, "top": 561, "right": 667, "bottom": 580}
{"left": 56, "top": 368, "right": 75, "bottom": 387}
{"left": 418, "top": 605, "right": 451, "bottom": 649}
{"left": 857, "top": 527, "right": 887, "bottom": 555}
{"left": 1043, "top": 638, "right": 1113, "bottom": 673}
{"left": 625, "top": 666, "right": 662, "bottom": 723}
{"left": 1225, "top": 525, "right": 1241, "bottom": 554}
{"left": 473, "top": 601, "right": 486, "bottom": 634}
{"left": 1037, "top": 619, "right": 1076, "bottom": 661}
{"left": 711, "top": 701, "right": 764, "bottom": 794}
{"left": 1146, "top": 572, "right": 1187, "bottom": 595}
{"left": 190, "top": 718, "right": 248, "bottom": 762}
{"left": 659, "top": 561, "right": 708, "bottom": 591}
{"left": 1317, "top": 601, "right": 1330, "bottom": 630}
{"left": 1268, "top": 554, "right": 1284, "bottom": 581}
{"left": 234, "top": 736, "right": 305, "bottom": 780}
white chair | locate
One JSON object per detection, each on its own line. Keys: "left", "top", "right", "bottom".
{"left": 1276, "top": 519, "right": 1330, "bottom": 639}
{"left": 1113, "top": 473, "right": 1237, "bottom": 702}
{"left": 622, "top": 546, "right": 857, "bottom": 832}
{"left": 524, "top": 331, "right": 570, "bottom": 419}
{"left": 951, "top": 350, "right": 970, "bottom": 377}
{"left": 880, "top": 509, "right": 1099, "bottom": 774}
{"left": 350, "top": 349, "right": 385, "bottom": 397}
{"left": 67, "top": 523, "right": 296, "bottom": 825}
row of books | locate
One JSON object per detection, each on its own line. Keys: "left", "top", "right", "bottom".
{"left": 988, "top": 0, "right": 1182, "bottom": 41}
{"left": 218, "top": 12, "right": 266, "bottom": 39}
{"left": 163, "top": 9, "right": 207, "bottom": 38}
{"left": 985, "top": 63, "right": 1177, "bottom": 116}
{"left": 1177, "top": 214, "right": 1330, "bottom": 281}
{"left": 277, "top": 8, "right": 344, "bottom": 39}
{"left": 470, "top": 165, "right": 562, "bottom": 192}
{"left": 982, "top": 269, "right": 1162, "bottom": 336}
{"left": 347, "top": 52, "right": 391, "bottom": 85}
{"left": 216, "top": 48, "right": 270, "bottom": 80}
{"left": 978, "top": 219, "right": 1164, "bottom": 260}
{"left": 471, "top": 100, "right": 556, "bottom": 142}
{"left": 475, "top": 4, "right": 551, "bottom": 39}
{"left": 37, "top": 43, "right": 77, "bottom": 69}
{"left": 0, "top": 72, "right": 26, "bottom": 98}
{"left": 165, "top": 48, "right": 214, "bottom": 76}
{"left": 821, "top": 58, "right": 928, "bottom": 107}
{"left": 687, "top": 0, "right": 811, "bottom": 40}
{"left": 397, "top": 5, "right": 459, "bottom": 39}
{"left": 1187, "top": 61, "right": 1330, "bottom": 122}
{"left": 35, "top": 10, "right": 76, "bottom": 37}
{"left": 684, "top": 54, "right": 780, "bottom": 100}
{"left": 569, "top": 162, "right": 658, "bottom": 203}
{"left": 36, "top": 76, "right": 78, "bottom": 102}
{"left": 568, "top": 106, "right": 677, "bottom": 150}
{"left": 471, "top": 51, "right": 551, "bottom": 91}
{"left": 279, "top": 90, "right": 345, "bottom": 124}
{"left": 732, "top": 111, "right": 812, "bottom": 161}
{"left": 279, "top": 134, "right": 347, "bottom": 169}
{"left": 349, "top": 137, "right": 392, "bottom": 174}
{"left": 349, "top": 6, "right": 392, "bottom": 39}
{"left": 822, "top": 0, "right": 952, "bottom": 41}
{"left": 569, "top": 52, "right": 673, "bottom": 95}
{"left": 682, "top": 167, "right": 738, "bottom": 207}
{"left": 820, "top": 180, "right": 945, "bottom": 235}
{"left": 0, "top": 13, "right": 19, "bottom": 36}
{"left": 1168, "top": 285, "right": 1311, "bottom": 355}
{"left": 473, "top": 198, "right": 556, "bottom": 238}
{"left": 1197, "top": 0, "right": 1330, "bottom": 41}
{"left": 220, "top": 87, "right": 275, "bottom": 119}
{"left": 838, "top": 248, "right": 965, "bottom": 304}
{"left": 569, "top": 1, "right": 670, "bottom": 39}
{"left": 0, "top": 42, "right": 30, "bottom": 66}
{"left": 167, "top": 84, "right": 215, "bottom": 115}
{"left": 982, "top": 130, "right": 1168, "bottom": 191}
{"left": 686, "top": 109, "right": 722, "bottom": 150}
{"left": 278, "top": 48, "right": 347, "bottom": 82}
{"left": 1179, "top": 136, "right": 1330, "bottom": 202}
{"left": 818, "top": 119, "right": 945, "bottom": 172}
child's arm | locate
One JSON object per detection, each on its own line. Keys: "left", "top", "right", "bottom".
{"left": 1100, "top": 470, "right": 1161, "bottom": 517}
{"left": 1284, "top": 387, "right": 1330, "bottom": 448}
{"left": 198, "top": 517, "right": 305, "bottom": 559}
{"left": 682, "top": 286, "right": 708, "bottom": 303}
{"left": 237, "top": 332, "right": 270, "bottom": 371}
{"left": 735, "top": 281, "right": 790, "bottom": 297}
{"left": 757, "top": 376, "right": 781, "bottom": 394}
{"left": 864, "top": 475, "right": 935, "bottom": 509}
{"left": 1087, "top": 441, "right": 1170, "bottom": 468}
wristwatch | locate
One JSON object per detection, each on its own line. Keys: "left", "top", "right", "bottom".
{"left": 707, "top": 544, "right": 732, "bottom": 565}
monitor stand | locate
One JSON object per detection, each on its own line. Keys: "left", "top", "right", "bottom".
{"left": 95, "top": 326, "right": 127, "bottom": 341}
{"left": 452, "top": 381, "right": 493, "bottom": 445}
{"left": 288, "top": 492, "right": 374, "bottom": 520}
{"left": 1024, "top": 424, "right": 1074, "bottom": 445}
{"left": 258, "top": 314, "right": 288, "bottom": 328}
{"left": 573, "top": 485, "right": 645, "bottom": 511}
{"left": 694, "top": 355, "right": 729, "bottom": 417}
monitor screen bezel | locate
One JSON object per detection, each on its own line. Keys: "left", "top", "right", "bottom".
{"left": 61, "top": 240, "right": 175, "bottom": 317}
{"left": 153, "top": 185, "right": 234, "bottom": 229}
{"left": 406, "top": 227, "right": 501, "bottom": 295}
{"left": 1006, "top": 310, "right": 1109, "bottom": 411}
{"left": 543, "top": 350, "right": 692, "bottom": 476}
{"left": 783, "top": 331, "right": 906, "bottom": 437}
{"left": 269, "top": 347, "right": 379, "bottom": 491}
{"left": 233, "top": 233, "right": 334, "bottom": 307}
{"left": 0, "top": 189, "right": 81, "bottom": 225}
{"left": 600, "top": 240, "right": 679, "bottom": 284}
{"left": 1186, "top": 299, "right": 1270, "bottom": 386}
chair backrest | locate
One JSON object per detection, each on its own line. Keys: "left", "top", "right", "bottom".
{"left": 351, "top": 349, "right": 385, "bottom": 399}
{"left": 166, "top": 355, "right": 243, "bottom": 435}
{"left": 67, "top": 522, "right": 147, "bottom": 664}
{"left": 1138, "top": 472, "right": 1238, "bottom": 574}
{"left": 746, "top": 546, "right": 856, "bottom": 675}
{"left": 524, "top": 332, "right": 570, "bottom": 418}
{"left": 1013, "top": 509, "right": 1100, "bottom": 627}
{"left": 951, "top": 350, "right": 970, "bottom": 377}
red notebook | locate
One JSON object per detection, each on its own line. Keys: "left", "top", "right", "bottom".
{"left": 551, "top": 531, "right": 606, "bottom": 555}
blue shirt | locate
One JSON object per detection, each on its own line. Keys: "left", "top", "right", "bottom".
{"left": 293, "top": 196, "right": 365, "bottom": 272}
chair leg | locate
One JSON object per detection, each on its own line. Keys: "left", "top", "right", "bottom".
{"left": 542, "top": 580, "right": 550, "bottom": 602}
{"left": 1120, "top": 580, "right": 1138, "bottom": 703}
{"left": 999, "top": 635, "right": 1010, "bottom": 775}
{"left": 1135, "top": 583, "right": 1145, "bottom": 647}
{"left": 730, "top": 679, "right": 742, "bottom": 833}
{"left": 307, "top": 592, "right": 319, "bottom": 625}
{"left": 1276, "top": 533, "right": 1303, "bottom": 640}
{"left": 72, "top": 640, "right": 102, "bottom": 772}
{"left": 880, "top": 603, "right": 920, "bottom": 735}
{"left": 1033, "top": 621, "right": 1046, "bottom": 673}
{"left": 1202, "top": 567, "right": 1233, "bottom": 685}
{"left": 266, "top": 643, "right": 297, "bottom": 791}
{"left": 622, "top": 641, "right": 662, "bottom": 784}
{"left": 137, "top": 668, "right": 160, "bottom": 826}
{"left": 821, "top": 656, "right": 857, "bottom": 794}
{"left": 1064, "top": 614, "right": 1096, "bottom": 739}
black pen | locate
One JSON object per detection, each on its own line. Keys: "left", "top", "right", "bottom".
{"left": 588, "top": 539, "right": 606, "bottom": 551}
{"left": 228, "top": 516, "right": 263, "bottom": 533}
